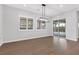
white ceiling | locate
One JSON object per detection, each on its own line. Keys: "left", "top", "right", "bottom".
{"left": 5, "top": 4, "right": 79, "bottom": 17}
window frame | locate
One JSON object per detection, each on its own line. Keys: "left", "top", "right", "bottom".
{"left": 37, "top": 20, "right": 46, "bottom": 29}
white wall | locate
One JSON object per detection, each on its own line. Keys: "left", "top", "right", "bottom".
{"left": 0, "top": 5, "right": 3, "bottom": 45}
{"left": 76, "top": 11, "right": 79, "bottom": 38}
{"left": 1, "top": 5, "right": 78, "bottom": 44}
{"left": 2, "top": 5, "right": 52, "bottom": 43}
{"left": 52, "top": 10, "right": 78, "bottom": 41}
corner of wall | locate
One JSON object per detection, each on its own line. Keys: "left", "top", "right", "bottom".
{"left": 0, "top": 35, "right": 3, "bottom": 46}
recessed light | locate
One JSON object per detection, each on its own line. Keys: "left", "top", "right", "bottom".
{"left": 24, "top": 4, "right": 26, "bottom": 7}
{"left": 59, "top": 4, "right": 63, "bottom": 7}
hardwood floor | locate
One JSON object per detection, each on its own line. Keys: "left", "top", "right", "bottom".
{"left": 0, "top": 36, "right": 79, "bottom": 55}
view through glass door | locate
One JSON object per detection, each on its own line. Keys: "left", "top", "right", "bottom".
{"left": 53, "top": 19, "right": 66, "bottom": 39}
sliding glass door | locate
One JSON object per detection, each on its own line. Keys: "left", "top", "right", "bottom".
{"left": 53, "top": 20, "right": 59, "bottom": 38}
{"left": 59, "top": 20, "right": 66, "bottom": 38}
{"left": 53, "top": 19, "right": 66, "bottom": 39}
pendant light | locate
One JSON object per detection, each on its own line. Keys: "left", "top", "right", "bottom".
{"left": 39, "top": 4, "right": 48, "bottom": 21}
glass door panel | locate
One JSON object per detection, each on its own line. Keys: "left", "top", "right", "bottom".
{"left": 53, "top": 19, "right": 66, "bottom": 39}
{"left": 53, "top": 20, "right": 59, "bottom": 38}
{"left": 59, "top": 20, "right": 66, "bottom": 38}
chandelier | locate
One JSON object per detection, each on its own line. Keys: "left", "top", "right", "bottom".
{"left": 39, "top": 4, "right": 48, "bottom": 21}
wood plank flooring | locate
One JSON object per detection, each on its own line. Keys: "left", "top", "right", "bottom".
{"left": 0, "top": 36, "right": 79, "bottom": 55}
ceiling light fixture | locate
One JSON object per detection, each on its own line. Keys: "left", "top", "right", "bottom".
{"left": 24, "top": 4, "right": 26, "bottom": 7}
{"left": 59, "top": 4, "right": 63, "bottom": 7}
{"left": 39, "top": 4, "right": 48, "bottom": 21}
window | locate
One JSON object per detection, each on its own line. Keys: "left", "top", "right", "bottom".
{"left": 20, "top": 17, "right": 27, "bottom": 30}
{"left": 37, "top": 20, "right": 41, "bottom": 29}
{"left": 20, "top": 17, "right": 33, "bottom": 30}
{"left": 41, "top": 21, "right": 46, "bottom": 29}
{"left": 37, "top": 20, "right": 46, "bottom": 29}
{"left": 28, "top": 18, "right": 33, "bottom": 29}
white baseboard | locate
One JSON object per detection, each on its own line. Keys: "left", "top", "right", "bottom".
{"left": 3, "top": 36, "right": 78, "bottom": 45}
{"left": 66, "top": 38, "right": 78, "bottom": 41}
{"left": 3, "top": 38, "right": 32, "bottom": 44}
{"left": 0, "top": 43, "right": 3, "bottom": 46}
{"left": 0, "top": 35, "right": 3, "bottom": 46}
{"left": 3, "top": 36, "right": 51, "bottom": 44}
